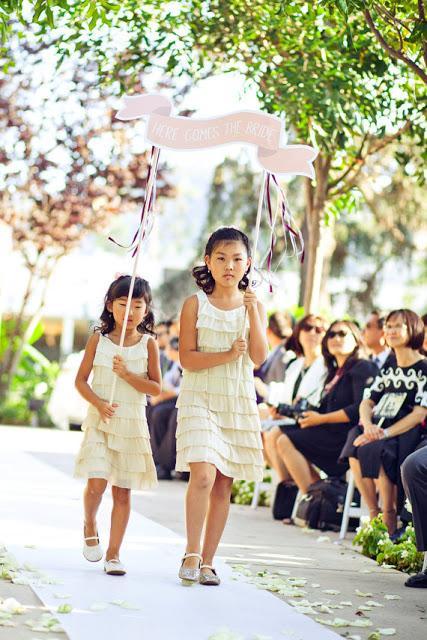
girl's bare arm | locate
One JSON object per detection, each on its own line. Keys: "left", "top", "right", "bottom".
{"left": 115, "top": 337, "right": 162, "bottom": 396}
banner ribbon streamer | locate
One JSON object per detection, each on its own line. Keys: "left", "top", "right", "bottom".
{"left": 116, "top": 94, "right": 318, "bottom": 178}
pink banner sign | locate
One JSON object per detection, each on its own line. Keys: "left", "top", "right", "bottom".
{"left": 116, "top": 94, "right": 318, "bottom": 178}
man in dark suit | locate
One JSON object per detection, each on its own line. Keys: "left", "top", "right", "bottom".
{"left": 402, "top": 442, "right": 427, "bottom": 588}
{"left": 363, "top": 310, "right": 396, "bottom": 370}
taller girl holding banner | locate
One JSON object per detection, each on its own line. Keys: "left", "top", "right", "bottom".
{"left": 113, "top": 92, "right": 317, "bottom": 585}
{"left": 176, "top": 226, "right": 268, "bottom": 586}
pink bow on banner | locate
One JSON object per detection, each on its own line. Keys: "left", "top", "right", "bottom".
{"left": 116, "top": 94, "right": 318, "bottom": 178}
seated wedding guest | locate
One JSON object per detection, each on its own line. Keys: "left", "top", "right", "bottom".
{"left": 421, "top": 313, "right": 427, "bottom": 356}
{"left": 256, "top": 311, "right": 295, "bottom": 386}
{"left": 147, "top": 336, "right": 182, "bottom": 480}
{"left": 341, "top": 309, "right": 427, "bottom": 534}
{"left": 402, "top": 441, "right": 427, "bottom": 588}
{"left": 169, "top": 315, "right": 180, "bottom": 339}
{"left": 276, "top": 320, "right": 377, "bottom": 495}
{"left": 363, "top": 310, "right": 396, "bottom": 370}
{"left": 155, "top": 320, "right": 173, "bottom": 375}
{"left": 262, "top": 314, "right": 327, "bottom": 482}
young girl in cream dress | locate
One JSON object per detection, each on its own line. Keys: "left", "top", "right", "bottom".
{"left": 74, "top": 275, "right": 161, "bottom": 576}
{"left": 176, "top": 227, "right": 268, "bottom": 586}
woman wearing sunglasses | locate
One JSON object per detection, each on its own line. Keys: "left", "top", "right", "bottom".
{"left": 340, "top": 309, "right": 427, "bottom": 534}
{"left": 275, "top": 320, "right": 377, "bottom": 496}
{"left": 263, "top": 315, "right": 327, "bottom": 485}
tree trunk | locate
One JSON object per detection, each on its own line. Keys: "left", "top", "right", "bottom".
{"left": 301, "top": 155, "right": 331, "bottom": 313}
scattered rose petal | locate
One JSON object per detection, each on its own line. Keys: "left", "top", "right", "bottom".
{"left": 340, "top": 601, "right": 353, "bottom": 607}
{"left": 355, "top": 589, "right": 373, "bottom": 597}
{"left": 318, "top": 605, "right": 334, "bottom": 614}
{"left": 0, "top": 597, "right": 26, "bottom": 614}
{"left": 366, "top": 601, "right": 384, "bottom": 608}
{"left": 311, "top": 583, "right": 320, "bottom": 588}
{"left": 383, "top": 595, "right": 401, "bottom": 600}
{"left": 57, "top": 604, "right": 72, "bottom": 614}
{"left": 378, "top": 629, "right": 396, "bottom": 636}
{"left": 316, "top": 617, "right": 373, "bottom": 628}
{"left": 322, "top": 589, "right": 340, "bottom": 595}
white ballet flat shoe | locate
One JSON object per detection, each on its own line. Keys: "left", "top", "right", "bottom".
{"left": 104, "top": 558, "right": 126, "bottom": 576}
{"left": 83, "top": 532, "right": 103, "bottom": 563}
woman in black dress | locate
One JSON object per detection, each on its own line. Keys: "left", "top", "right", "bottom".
{"left": 341, "top": 309, "right": 427, "bottom": 534}
{"left": 276, "top": 320, "right": 377, "bottom": 494}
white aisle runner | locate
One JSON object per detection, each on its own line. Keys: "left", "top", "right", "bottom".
{"left": 1, "top": 452, "right": 340, "bottom": 640}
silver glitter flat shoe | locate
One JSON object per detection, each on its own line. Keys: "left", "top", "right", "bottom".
{"left": 199, "top": 564, "right": 220, "bottom": 586}
{"left": 178, "top": 552, "right": 202, "bottom": 586}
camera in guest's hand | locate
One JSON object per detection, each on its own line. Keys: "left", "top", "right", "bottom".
{"left": 276, "top": 398, "right": 314, "bottom": 420}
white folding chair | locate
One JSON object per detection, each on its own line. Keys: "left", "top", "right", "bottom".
{"left": 339, "top": 471, "right": 368, "bottom": 539}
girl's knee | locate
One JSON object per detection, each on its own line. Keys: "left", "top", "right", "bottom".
{"left": 86, "top": 479, "right": 107, "bottom": 497}
{"left": 190, "top": 468, "right": 216, "bottom": 491}
{"left": 112, "top": 486, "right": 131, "bottom": 504}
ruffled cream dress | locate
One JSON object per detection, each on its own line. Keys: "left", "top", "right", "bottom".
{"left": 176, "top": 290, "right": 264, "bottom": 481}
{"left": 74, "top": 333, "right": 157, "bottom": 490}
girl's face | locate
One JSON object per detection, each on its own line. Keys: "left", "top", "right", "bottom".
{"left": 326, "top": 322, "right": 357, "bottom": 358}
{"left": 299, "top": 318, "right": 325, "bottom": 355}
{"left": 108, "top": 296, "right": 147, "bottom": 330}
{"left": 205, "top": 240, "right": 250, "bottom": 289}
{"left": 384, "top": 314, "right": 409, "bottom": 349}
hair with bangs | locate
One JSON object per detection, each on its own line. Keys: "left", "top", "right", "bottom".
{"left": 385, "top": 309, "right": 424, "bottom": 350}
{"left": 192, "top": 226, "right": 251, "bottom": 294}
{"left": 95, "top": 275, "right": 155, "bottom": 336}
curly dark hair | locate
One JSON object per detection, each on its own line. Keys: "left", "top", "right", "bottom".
{"left": 192, "top": 226, "right": 251, "bottom": 294}
{"left": 321, "top": 319, "right": 366, "bottom": 382}
{"left": 95, "top": 275, "right": 155, "bottom": 336}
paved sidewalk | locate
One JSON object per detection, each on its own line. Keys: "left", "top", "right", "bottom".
{"left": 1, "top": 426, "right": 426, "bottom": 639}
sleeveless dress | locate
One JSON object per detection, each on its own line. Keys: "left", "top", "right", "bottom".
{"left": 74, "top": 333, "right": 157, "bottom": 490}
{"left": 175, "top": 290, "right": 264, "bottom": 481}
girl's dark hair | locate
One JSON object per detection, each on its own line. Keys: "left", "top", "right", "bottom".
{"left": 287, "top": 314, "right": 326, "bottom": 357}
{"left": 95, "top": 275, "right": 155, "bottom": 336}
{"left": 192, "top": 226, "right": 251, "bottom": 294}
{"left": 321, "top": 319, "right": 365, "bottom": 382}
{"left": 385, "top": 309, "right": 425, "bottom": 351}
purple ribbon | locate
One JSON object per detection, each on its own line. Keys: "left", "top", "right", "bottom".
{"left": 260, "top": 173, "right": 304, "bottom": 293}
{"left": 108, "top": 146, "right": 160, "bottom": 256}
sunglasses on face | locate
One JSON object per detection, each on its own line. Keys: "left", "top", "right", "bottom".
{"left": 301, "top": 323, "right": 324, "bottom": 335}
{"left": 327, "top": 330, "right": 350, "bottom": 339}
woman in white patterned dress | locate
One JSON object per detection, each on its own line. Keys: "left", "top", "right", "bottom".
{"left": 74, "top": 276, "right": 161, "bottom": 576}
{"left": 176, "top": 227, "right": 268, "bottom": 586}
